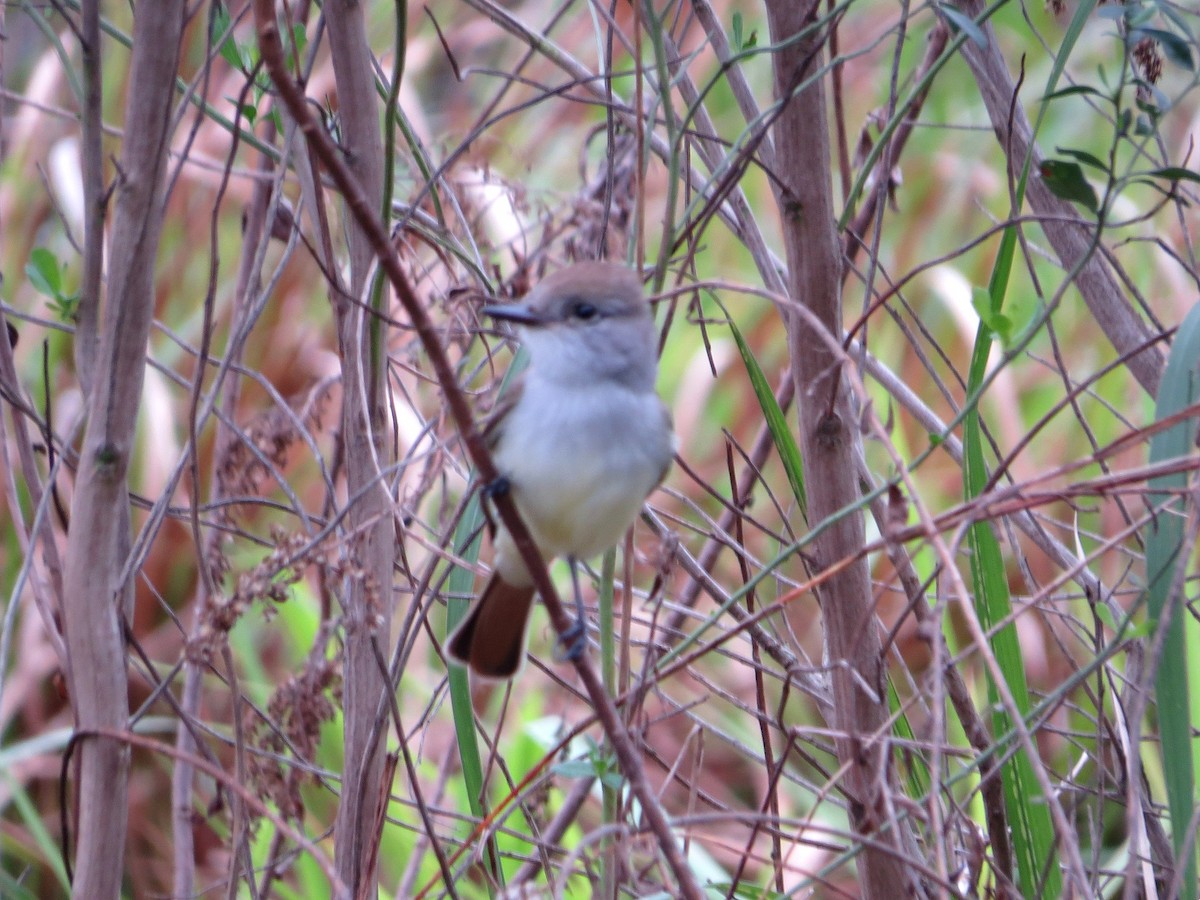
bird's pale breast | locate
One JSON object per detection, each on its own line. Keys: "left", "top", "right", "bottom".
{"left": 493, "top": 377, "right": 671, "bottom": 566}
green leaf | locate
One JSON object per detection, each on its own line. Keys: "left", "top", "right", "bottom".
{"left": 1055, "top": 146, "right": 1107, "bottom": 171}
{"left": 26, "top": 248, "right": 79, "bottom": 321}
{"left": 445, "top": 493, "right": 505, "bottom": 888}
{"left": 723, "top": 306, "right": 807, "bottom": 517}
{"left": 1041, "top": 84, "right": 1105, "bottom": 103}
{"left": 888, "top": 679, "right": 929, "bottom": 798}
{"left": 1160, "top": 5, "right": 1198, "bottom": 43}
{"left": 1132, "top": 27, "right": 1196, "bottom": 71}
{"left": 730, "top": 12, "right": 757, "bottom": 51}
{"left": 283, "top": 22, "right": 308, "bottom": 70}
{"left": 1122, "top": 4, "right": 1156, "bottom": 29}
{"left": 25, "top": 247, "right": 62, "bottom": 297}
{"left": 963, "top": 341, "right": 1062, "bottom": 896}
{"left": 1127, "top": 619, "right": 1153, "bottom": 639}
{"left": 969, "top": 285, "right": 1016, "bottom": 343}
{"left": 963, "top": 73, "right": 1065, "bottom": 885}
{"left": 940, "top": 5, "right": 987, "bottom": 49}
{"left": 291, "top": 23, "right": 308, "bottom": 59}
{"left": 1038, "top": 159, "right": 1099, "bottom": 212}
{"left": 598, "top": 769, "right": 625, "bottom": 790}
{"left": 1117, "top": 108, "right": 1133, "bottom": 136}
{"left": 1093, "top": 603, "right": 1117, "bottom": 634}
{"left": 1144, "top": 300, "right": 1200, "bottom": 897}
{"left": 211, "top": 3, "right": 230, "bottom": 38}
{"left": 992, "top": 313, "right": 1013, "bottom": 343}
{"left": 1136, "top": 82, "right": 1171, "bottom": 116}
{"left": 971, "top": 285, "right": 996, "bottom": 331}
{"left": 2, "top": 771, "right": 71, "bottom": 894}
{"left": 0, "top": 872, "right": 38, "bottom": 900}
{"left": 552, "top": 759, "right": 597, "bottom": 780}
{"left": 1145, "top": 166, "right": 1200, "bottom": 186}
{"left": 211, "top": 3, "right": 243, "bottom": 72}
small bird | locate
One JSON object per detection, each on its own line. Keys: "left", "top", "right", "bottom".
{"left": 446, "top": 261, "right": 675, "bottom": 679}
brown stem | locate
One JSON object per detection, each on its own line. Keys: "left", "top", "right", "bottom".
{"left": 61, "top": 1, "right": 187, "bottom": 895}
{"left": 319, "top": 2, "right": 396, "bottom": 896}
{"left": 762, "top": 3, "right": 924, "bottom": 896}
{"left": 76, "top": 0, "right": 103, "bottom": 392}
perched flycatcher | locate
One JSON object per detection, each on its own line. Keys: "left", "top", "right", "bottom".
{"left": 446, "top": 261, "right": 674, "bottom": 679}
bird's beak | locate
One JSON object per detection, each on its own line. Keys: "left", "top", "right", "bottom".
{"left": 483, "top": 303, "right": 547, "bottom": 326}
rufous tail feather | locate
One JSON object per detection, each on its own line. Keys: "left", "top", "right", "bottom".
{"left": 446, "top": 576, "right": 536, "bottom": 679}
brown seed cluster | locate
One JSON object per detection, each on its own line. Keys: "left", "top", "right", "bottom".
{"left": 189, "top": 527, "right": 312, "bottom": 665}
{"left": 1133, "top": 36, "right": 1163, "bottom": 91}
{"left": 245, "top": 635, "right": 343, "bottom": 823}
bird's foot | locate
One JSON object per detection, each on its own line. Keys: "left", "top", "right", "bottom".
{"left": 554, "top": 618, "right": 588, "bottom": 663}
{"left": 482, "top": 475, "right": 511, "bottom": 501}
{"left": 479, "top": 475, "right": 511, "bottom": 535}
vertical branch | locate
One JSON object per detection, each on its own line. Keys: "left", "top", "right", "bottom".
{"left": 761, "top": 4, "right": 921, "bottom": 896}
{"left": 60, "top": 1, "right": 186, "bottom": 896}
{"left": 76, "top": 0, "right": 103, "bottom": 390}
{"left": 322, "top": 1, "right": 395, "bottom": 895}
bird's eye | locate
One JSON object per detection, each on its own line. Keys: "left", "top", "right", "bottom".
{"left": 571, "top": 302, "right": 599, "bottom": 321}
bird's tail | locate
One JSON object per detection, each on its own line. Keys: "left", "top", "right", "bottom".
{"left": 446, "top": 576, "right": 536, "bottom": 679}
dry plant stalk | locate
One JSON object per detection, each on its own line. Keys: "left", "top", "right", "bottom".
{"left": 764, "top": 5, "right": 923, "bottom": 895}
{"left": 59, "top": 2, "right": 186, "bottom": 896}
{"left": 318, "top": 2, "right": 396, "bottom": 896}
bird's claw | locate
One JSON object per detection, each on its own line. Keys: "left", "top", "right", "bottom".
{"left": 479, "top": 476, "right": 511, "bottom": 535}
{"left": 554, "top": 618, "right": 588, "bottom": 663}
{"left": 482, "top": 475, "right": 511, "bottom": 501}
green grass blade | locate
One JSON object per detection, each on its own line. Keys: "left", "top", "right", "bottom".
{"left": 962, "top": 437, "right": 1061, "bottom": 898}
{"left": 887, "top": 679, "right": 929, "bottom": 799}
{"left": 1, "top": 771, "right": 72, "bottom": 894}
{"left": 445, "top": 356, "right": 528, "bottom": 890}
{"left": 723, "top": 307, "right": 807, "bottom": 517}
{"left": 0, "top": 871, "right": 39, "bottom": 900}
{"left": 947, "top": 9, "right": 1105, "bottom": 888}
{"left": 1145, "top": 300, "right": 1200, "bottom": 893}
{"left": 445, "top": 494, "right": 501, "bottom": 892}
{"left": 963, "top": 277, "right": 1061, "bottom": 895}
{"left": 1035, "top": 0, "right": 1100, "bottom": 123}
{"left": 597, "top": 548, "right": 620, "bottom": 898}
{"left": 963, "top": 293, "right": 1062, "bottom": 894}
{"left": 963, "top": 197, "right": 1061, "bottom": 900}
